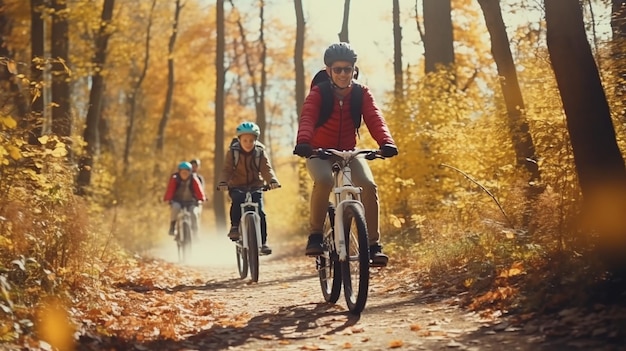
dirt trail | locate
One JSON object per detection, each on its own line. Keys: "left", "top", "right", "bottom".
{"left": 72, "top": 234, "right": 621, "bottom": 351}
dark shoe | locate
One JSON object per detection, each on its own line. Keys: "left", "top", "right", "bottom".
{"left": 168, "top": 221, "right": 176, "bottom": 236}
{"left": 305, "top": 233, "right": 324, "bottom": 256}
{"left": 260, "top": 244, "right": 272, "bottom": 255}
{"left": 369, "top": 244, "right": 389, "bottom": 267}
{"left": 228, "top": 226, "right": 240, "bottom": 241}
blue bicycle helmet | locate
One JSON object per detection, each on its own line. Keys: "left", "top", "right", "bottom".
{"left": 236, "top": 121, "right": 260, "bottom": 137}
{"left": 178, "top": 161, "right": 192, "bottom": 171}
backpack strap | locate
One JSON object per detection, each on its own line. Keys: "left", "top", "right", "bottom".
{"left": 315, "top": 81, "right": 334, "bottom": 128}
{"left": 230, "top": 137, "right": 241, "bottom": 170}
{"left": 350, "top": 83, "right": 363, "bottom": 130}
{"left": 254, "top": 147, "right": 262, "bottom": 170}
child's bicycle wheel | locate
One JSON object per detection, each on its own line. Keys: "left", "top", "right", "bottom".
{"left": 317, "top": 203, "right": 341, "bottom": 303}
{"left": 177, "top": 218, "right": 192, "bottom": 263}
{"left": 341, "top": 203, "right": 369, "bottom": 314}
{"left": 245, "top": 214, "right": 260, "bottom": 282}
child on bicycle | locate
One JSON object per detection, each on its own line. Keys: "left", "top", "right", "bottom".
{"left": 293, "top": 42, "right": 399, "bottom": 267}
{"left": 163, "top": 161, "right": 207, "bottom": 237}
{"left": 218, "top": 121, "right": 281, "bottom": 255}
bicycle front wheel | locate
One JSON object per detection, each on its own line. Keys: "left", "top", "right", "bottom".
{"left": 246, "top": 214, "right": 260, "bottom": 282}
{"left": 180, "top": 221, "right": 192, "bottom": 263}
{"left": 341, "top": 203, "right": 369, "bottom": 314}
{"left": 318, "top": 203, "right": 341, "bottom": 303}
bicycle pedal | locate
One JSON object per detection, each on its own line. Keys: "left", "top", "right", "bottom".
{"left": 369, "top": 260, "right": 387, "bottom": 268}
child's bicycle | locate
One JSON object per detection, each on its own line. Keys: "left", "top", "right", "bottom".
{"left": 310, "top": 148, "right": 384, "bottom": 314}
{"left": 219, "top": 185, "right": 277, "bottom": 282}
{"left": 174, "top": 202, "right": 196, "bottom": 263}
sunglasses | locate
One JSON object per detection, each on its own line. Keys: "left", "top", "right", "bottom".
{"left": 331, "top": 66, "right": 354, "bottom": 74}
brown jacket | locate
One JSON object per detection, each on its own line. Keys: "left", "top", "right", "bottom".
{"left": 219, "top": 142, "right": 278, "bottom": 188}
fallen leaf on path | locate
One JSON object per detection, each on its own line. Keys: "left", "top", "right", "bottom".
{"left": 410, "top": 324, "right": 421, "bottom": 331}
{"left": 389, "top": 339, "right": 404, "bottom": 348}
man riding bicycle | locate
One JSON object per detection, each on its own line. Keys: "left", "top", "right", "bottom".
{"left": 163, "top": 161, "right": 206, "bottom": 238}
{"left": 293, "top": 42, "right": 399, "bottom": 267}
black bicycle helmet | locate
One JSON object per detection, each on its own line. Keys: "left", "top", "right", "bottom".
{"left": 323, "top": 42, "right": 357, "bottom": 66}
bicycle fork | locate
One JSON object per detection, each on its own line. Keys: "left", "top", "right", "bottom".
{"left": 239, "top": 193, "right": 262, "bottom": 251}
{"left": 333, "top": 165, "right": 365, "bottom": 262}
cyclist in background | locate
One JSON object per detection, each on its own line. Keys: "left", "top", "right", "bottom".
{"left": 218, "top": 121, "right": 280, "bottom": 255}
{"left": 190, "top": 158, "right": 205, "bottom": 189}
{"left": 190, "top": 158, "right": 205, "bottom": 219}
{"left": 163, "top": 161, "right": 206, "bottom": 238}
{"left": 293, "top": 42, "right": 399, "bottom": 267}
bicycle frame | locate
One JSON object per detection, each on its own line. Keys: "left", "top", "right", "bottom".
{"left": 177, "top": 207, "right": 191, "bottom": 229}
{"left": 175, "top": 203, "right": 194, "bottom": 237}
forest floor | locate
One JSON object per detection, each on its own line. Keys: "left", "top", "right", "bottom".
{"left": 2, "top": 234, "right": 626, "bottom": 351}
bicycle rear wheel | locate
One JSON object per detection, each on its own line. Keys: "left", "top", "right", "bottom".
{"left": 318, "top": 203, "right": 341, "bottom": 303}
{"left": 341, "top": 203, "right": 369, "bottom": 314}
{"left": 246, "top": 214, "right": 260, "bottom": 282}
{"left": 236, "top": 238, "right": 248, "bottom": 279}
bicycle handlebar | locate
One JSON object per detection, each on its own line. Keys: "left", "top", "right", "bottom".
{"left": 216, "top": 184, "right": 281, "bottom": 192}
{"left": 312, "top": 148, "right": 384, "bottom": 161}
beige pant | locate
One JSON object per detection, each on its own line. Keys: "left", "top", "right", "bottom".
{"left": 306, "top": 156, "right": 380, "bottom": 245}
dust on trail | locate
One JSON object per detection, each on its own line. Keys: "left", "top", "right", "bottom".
{"left": 141, "top": 230, "right": 621, "bottom": 351}
{"left": 149, "top": 226, "right": 238, "bottom": 269}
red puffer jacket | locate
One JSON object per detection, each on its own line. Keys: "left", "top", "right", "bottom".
{"left": 296, "top": 84, "right": 395, "bottom": 150}
{"left": 163, "top": 173, "right": 206, "bottom": 202}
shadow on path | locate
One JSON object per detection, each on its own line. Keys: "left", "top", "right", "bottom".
{"left": 78, "top": 301, "right": 360, "bottom": 351}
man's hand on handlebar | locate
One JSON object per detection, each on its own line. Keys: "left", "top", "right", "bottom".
{"left": 293, "top": 143, "right": 313, "bottom": 158}
{"left": 380, "top": 144, "right": 398, "bottom": 158}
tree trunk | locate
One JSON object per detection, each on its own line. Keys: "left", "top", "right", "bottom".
{"left": 213, "top": 0, "right": 226, "bottom": 231}
{"left": 423, "top": 0, "right": 454, "bottom": 74}
{"left": 293, "top": 0, "right": 309, "bottom": 227}
{"left": 124, "top": 0, "right": 156, "bottom": 173}
{"left": 257, "top": 1, "right": 267, "bottom": 143}
{"left": 612, "top": 1, "right": 626, "bottom": 38}
{"left": 51, "top": 0, "right": 71, "bottom": 138}
{"left": 546, "top": 0, "right": 626, "bottom": 265}
{"left": 294, "top": 0, "right": 305, "bottom": 117}
{"left": 29, "top": 0, "right": 45, "bottom": 145}
{"left": 230, "top": 0, "right": 268, "bottom": 143}
{"left": 338, "top": 0, "right": 350, "bottom": 42}
{"left": 392, "top": 0, "right": 403, "bottom": 97}
{"left": 477, "top": 0, "right": 540, "bottom": 186}
{"left": 76, "top": 0, "right": 115, "bottom": 194}
{"left": 155, "top": 0, "right": 181, "bottom": 153}
{"left": 98, "top": 91, "right": 114, "bottom": 154}
{"left": 611, "top": 0, "right": 626, "bottom": 122}
{"left": 0, "top": 0, "right": 28, "bottom": 120}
